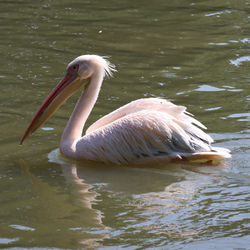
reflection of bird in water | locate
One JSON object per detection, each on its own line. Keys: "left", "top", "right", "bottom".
{"left": 21, "top": 55, "right": 230, "bottom": 165}
{"left": 20, "top": 160, "right": 108, "bottom": 248}
{"left": 61, "top": 164, "right": 103, "bottom": 224}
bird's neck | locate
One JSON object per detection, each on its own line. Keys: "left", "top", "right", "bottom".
{"left": 60, "top": 70, "right": 104, "bottom": 153}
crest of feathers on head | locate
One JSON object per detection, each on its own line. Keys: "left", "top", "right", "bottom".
{"left": 99, "top": 56, "right": 117, "bottom": 78}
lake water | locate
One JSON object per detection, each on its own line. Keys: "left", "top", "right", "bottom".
{"left": 0, "top": 0, "right": 250, "bottom": 249}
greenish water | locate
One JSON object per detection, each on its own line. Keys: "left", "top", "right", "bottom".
{"left": 0, "top": 0, "right": 250, "bottom": 249}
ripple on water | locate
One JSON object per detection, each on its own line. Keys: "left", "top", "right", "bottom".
{"left": 176, "top": 84, "right": 243, "bottom": 95}
{"left": 0, "top": 237, "right": 19, "bottom": 245}
{"left": 195, "top": 84, "right": 225, "bottom": 92}
{"left": 227, "top": 113, "right": 250, "bottom": 122}
{"left": 230, "top": 56, "right": 250, "bottom": 67}
{"left": 117, "top": 167, "right": 250, "bottom": 247}
{"left": 9, "top": 224, "right": 35, "bottom": 231}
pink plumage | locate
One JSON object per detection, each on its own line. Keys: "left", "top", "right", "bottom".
{"left": 21, "top": 55, "right": 231, "bottom": 165}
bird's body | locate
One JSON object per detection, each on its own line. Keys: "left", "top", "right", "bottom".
{"left": 21, "top": 55, "right": 230, "bottom": 165}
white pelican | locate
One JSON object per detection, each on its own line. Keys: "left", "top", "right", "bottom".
{"left": 20, "top": 55, "right": 230, "bottom": 165}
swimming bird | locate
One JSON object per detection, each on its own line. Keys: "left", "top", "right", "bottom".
{"left": 20, "top": 55, "right": 230, "bottom": 165}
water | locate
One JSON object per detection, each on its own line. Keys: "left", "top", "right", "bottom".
{"left": 0, "top": 0, "right": 249, "bottom": 249}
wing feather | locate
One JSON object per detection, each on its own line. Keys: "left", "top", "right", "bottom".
{"left": 86, "top": 98, "right": 189, "bottom": 134}
{"left": 75, "top": 102, "right": 227, "bottom": 164}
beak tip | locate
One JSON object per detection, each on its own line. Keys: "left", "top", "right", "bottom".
{"left": 20, "top": 132, "right": 29, "bottom": 145}
{"left": 19, "top": 137, "right": 25, "bottom": 145}
{"left": 19, "top": 138, "right": 25, "bottom": 146}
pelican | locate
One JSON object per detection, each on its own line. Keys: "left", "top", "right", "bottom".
{"left": 20, "top": 55, "right": 230, "bottom": 165}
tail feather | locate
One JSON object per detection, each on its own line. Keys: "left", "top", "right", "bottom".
{"left": 175, "top": 147, "right": 231, "bottom": 165}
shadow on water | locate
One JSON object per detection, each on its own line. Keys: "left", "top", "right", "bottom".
{"left": 1, "top": 149, "right": 232, "bottom": 249}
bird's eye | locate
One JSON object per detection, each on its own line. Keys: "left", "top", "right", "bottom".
{"left": 67, "top": 64, "right": 79, "bottom": 74}
{"left": 71, "top": 64, "right": 79, "bottom": 72}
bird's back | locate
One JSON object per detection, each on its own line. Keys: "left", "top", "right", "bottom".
{"left": 86, "top": 98, "right": 191, "bottom": 134}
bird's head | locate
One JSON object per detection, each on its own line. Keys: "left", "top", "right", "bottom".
{"left": 67, "top": 55, "right": 115, "bottom": 80}
{"left": 20, "top": 55, "right": 115, "bottom": 145}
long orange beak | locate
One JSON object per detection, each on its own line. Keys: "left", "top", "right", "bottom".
{"left": 20, "top": 72, "right": 89, "bottom": 145}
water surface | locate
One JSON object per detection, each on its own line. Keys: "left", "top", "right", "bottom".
{"left": 0, "top": 0, "right": 249, "bottom": 249}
